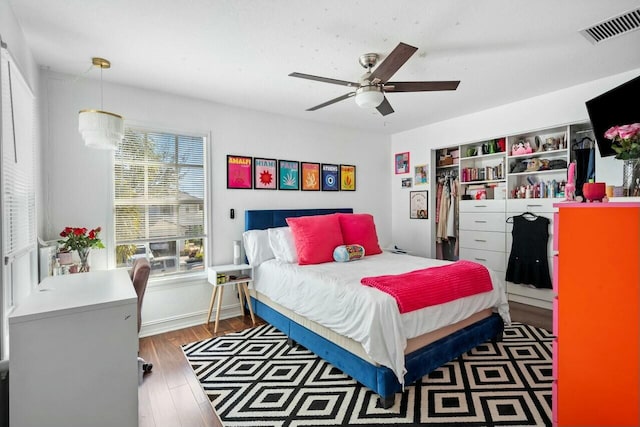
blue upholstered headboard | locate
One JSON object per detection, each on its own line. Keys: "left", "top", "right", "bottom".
{"left": 245, "top": 208, "right": 353, "bottom": 231}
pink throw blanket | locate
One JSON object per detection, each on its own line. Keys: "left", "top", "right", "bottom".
{"left": 360, "top": 260, "right": 493, "bottom": 314}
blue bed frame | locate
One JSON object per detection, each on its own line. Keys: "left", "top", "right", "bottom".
{"left": 245, "top": 208, "right": 504, "bottom": 408}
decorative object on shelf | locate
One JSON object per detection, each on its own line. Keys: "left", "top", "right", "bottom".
{"left": 605, "top": 123, "right": 640, "bottom": 195}
{"left": 233, "top": 240, "right": 242, "bottom": 265}
{"left": 78, "top": 57, "right": 124, "bottom": 150}
{"left": 565, "top": 162, "right": 576, "bottom": 201}
{"left": 582, "top": 182, "right": 607, "bottom": 203}
{"left": 57, "top": 226, "right": 105, "bottom": 273}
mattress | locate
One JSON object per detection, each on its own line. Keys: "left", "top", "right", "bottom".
{"left": 252, "top": 252, "right": 511, "bottom": 382}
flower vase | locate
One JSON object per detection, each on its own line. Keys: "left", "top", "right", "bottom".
{"left": 622, "top": 159, "right": 640, "bottom": 196}
{"left": 77, "top": 247, "right": 91, "bottom": 273}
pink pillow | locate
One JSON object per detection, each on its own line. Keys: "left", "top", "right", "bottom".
{"left": 286, "top": 214, "right": 344, "bottom": 265}
{"left": 337, "top": 213, "right": 382, "bottom": 255}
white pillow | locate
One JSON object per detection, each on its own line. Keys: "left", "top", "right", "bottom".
{"left": 268, "top": 227, "right": 298, "bottom": 264}
{"left": 242, "top": 229, "right": 274, "bottom": 266}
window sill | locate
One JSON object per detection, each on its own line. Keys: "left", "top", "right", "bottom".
{"left": 148, "top": 270, "right": 207, "bottom": 288}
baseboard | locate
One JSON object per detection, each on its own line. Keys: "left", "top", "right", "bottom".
{"left": 508, "top": 293, "right": 553, "bottom": 310}
{"left": 139, "top": 303, "right": 242, "bottom": 338}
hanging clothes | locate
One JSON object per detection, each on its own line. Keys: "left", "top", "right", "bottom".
{"left": 505, "top": 214, "right": 552, "bottom": 289}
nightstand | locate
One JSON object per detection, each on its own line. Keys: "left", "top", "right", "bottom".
{"left": 206, "top": 263, "right": 255, "bottom": 332}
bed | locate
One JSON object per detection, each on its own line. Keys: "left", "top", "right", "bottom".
{"left": 244, "top": 208, "right": 509, "bottom": 408}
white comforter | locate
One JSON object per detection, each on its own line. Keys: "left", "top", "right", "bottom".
{"left": 253, "top": 252, "right": 511, "bottom": 384}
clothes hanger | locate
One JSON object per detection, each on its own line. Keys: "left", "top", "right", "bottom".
{"left": 506, "top": 211, "right": 538, "bottom": 223}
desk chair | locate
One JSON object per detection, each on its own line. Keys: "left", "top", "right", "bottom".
{"left": 130, "top": 258, "right": 153, "bottom": 382}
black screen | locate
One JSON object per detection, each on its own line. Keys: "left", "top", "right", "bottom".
{"left": 586, "top": 74, "right": 640, "bottom": 158}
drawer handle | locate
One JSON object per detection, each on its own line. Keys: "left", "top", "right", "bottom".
{"left": 526, "top": 204, "right": 542, "bottom": 208}
{"left": 474, "top": 205, "right": 487, "bottom": 208}
{"left": 474, "top": 239, "right": 487, "bottom": 242}
{"left": 474, "top": 220, "right": 487, "bottom": 223}
{"left": 474, "top": 257, "right": 487, "bottom": 261}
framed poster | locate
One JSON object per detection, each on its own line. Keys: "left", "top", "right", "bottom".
{"left": 414, "top": 164, "right": 428, "bottom": 185}
{"left": 253, "top": 157, "right": 277, "bottom": 189}
{"left": 410, "top": 190, "right": 428, "bottom": 219}
{"left": 340, "top": 164, "right": 356, "bottom": 191}
{"left": 278, "top": 160, "right": 299, "bottom": 190}
{"left": 395, "top": 152, "right": 410, "bottom": 174}
{"left": 321, "top": 163, "right": 339, "bottom": 191}
{"left": 301, "top": 162, "right": 320, "bottom": 191}
{"left": 401, "top": 177, "right": 413, "bottom": 188}
{"left": 227, "top": 155, "right": 252, "bottom": 189}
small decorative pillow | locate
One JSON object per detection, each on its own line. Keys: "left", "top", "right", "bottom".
{"left": 333, "top": 244, "right": 365, "bottom": 262}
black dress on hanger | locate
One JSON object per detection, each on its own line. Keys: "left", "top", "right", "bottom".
{"left": 505, "top": 214, "right": 552, "bottom": 289}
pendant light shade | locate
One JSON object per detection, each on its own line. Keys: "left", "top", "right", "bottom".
{"left": 354, "top": 85, "right": 384, "bottom": 109}
{"left": 78, "top": 57, "right": 124, "bottom": 150}
{"left": 78, "top": 109, "right": 124, "bottom": 149}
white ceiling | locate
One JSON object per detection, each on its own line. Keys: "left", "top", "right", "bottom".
{"left": 8, "top": 0, "right": 640, "bottom": 134}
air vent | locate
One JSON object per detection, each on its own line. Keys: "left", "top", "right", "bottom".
{"left": 580, "top": 8, "right": 640, "bottom": 44}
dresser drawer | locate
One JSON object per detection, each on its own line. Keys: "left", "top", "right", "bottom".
{"left": 459, "top": 199, "right": 506, "bottom": 213}
{"left": 459, "top": 247, "right": 506, "bottom": 272}
{"left": 506, "top": 198, "right": 556, "bottom": 213}
{"left": 459, "top": 230, "right": 506, "bottom": 252}
{"left": 460, "top": 212, "right": 506, "bottom": 232}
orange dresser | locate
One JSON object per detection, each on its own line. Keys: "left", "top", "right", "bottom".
{"left": 553, "top": 202, "right": 640, "bottom": 426}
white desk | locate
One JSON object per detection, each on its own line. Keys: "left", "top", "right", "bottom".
{"left": 9, "top": 269, "right": 138, "bottom": 427}
{"left": 206, "top": 264, "right": 255, "bottom": 332}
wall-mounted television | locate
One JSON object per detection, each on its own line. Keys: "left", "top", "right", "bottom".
{"left": 586, "top": 74, "right": 640, "bottom": 158}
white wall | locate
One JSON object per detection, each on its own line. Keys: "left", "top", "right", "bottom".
{"left": 40, "top": 70, "right": 392, "bottom": 335}
{"left": 391, "top": 68, "right": 640, "bottom": 258}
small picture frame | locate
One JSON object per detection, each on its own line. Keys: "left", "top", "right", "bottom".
{"left": 227, "top": 155, "right": 252, "bottom": 189}
{"left": 340, "top": 164, "right": 356, "bottom": 191}
{"left": 253, "top": 157, "right": 277, "bottom": 190}
{"left": 401, "top": 177, "right": 413, "bottom": 188}
{"left": 278, "top": 160, "right": 299, "bottom": 190}
{"left": 321, "top": 163, "right": 340, "bottom": 191}
{"left": 414, "top": 164, "right": 428, "bottom": 185}
{"left": 301, "top": 162, "right": 320, "bottom": 191}
{"left": 395, "top": 152, "right": 410, "bottom": 174}
{"left": 410, "top": 190, "right": 428, "bottom": 219}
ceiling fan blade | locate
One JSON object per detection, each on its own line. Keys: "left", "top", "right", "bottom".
{"left": 368, "top": 42, "right": 418, "bottom": 84}
{"left": 384, "top": 81, "right": 461, "bottom": 92}
{"left": 306, "top": 92, "right": 355, "bottom": 111}
{"left": 289, "top": 72, "right": 359, "bottom": 87}
{"left": 376, "top": 97, "right": 394, "bottom": 116}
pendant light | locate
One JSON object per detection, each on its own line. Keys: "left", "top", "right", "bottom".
{"left": 78, "top": 57, "right": 124, "bottom": 150}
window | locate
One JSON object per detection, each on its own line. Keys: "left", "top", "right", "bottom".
{"left": 114, "top": 127, "right": 207, "bottom": 277}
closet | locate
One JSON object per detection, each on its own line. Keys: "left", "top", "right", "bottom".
{"left": 434, "top": 147, "right": 459, "bottom": 261}
{"left": 430, "top": 121, "right": 593, "bottom": 309}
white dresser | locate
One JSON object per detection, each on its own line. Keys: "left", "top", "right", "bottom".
{"left": 9, "top": 269, "right": 138, "bottom": 427}
{"left": 459, "top": 199, "right": 507, "bottom": 276}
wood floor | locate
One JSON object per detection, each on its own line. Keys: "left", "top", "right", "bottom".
{"left": 137, "top": 303, "right": 551, "bottom": 427}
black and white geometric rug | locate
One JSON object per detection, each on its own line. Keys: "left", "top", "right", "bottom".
{"left": 182, "top": 323, "right": 552, "bottom": 426}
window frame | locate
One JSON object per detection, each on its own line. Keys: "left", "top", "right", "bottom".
{"left": 111, "top": 123, "right": 210, "bottom": 283}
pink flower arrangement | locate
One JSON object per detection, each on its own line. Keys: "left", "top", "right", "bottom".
{"left": 604, "top": 123, "right": 640, "bottom": 160}
{"left": 58, "top": 226, "right": 105, "bottom": 252}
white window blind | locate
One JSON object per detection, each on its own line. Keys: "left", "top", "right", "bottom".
{"left": 114, "top": 127, "right": 206, "bottom": 275}
{"left": 1, "top": 49, "right": 36, "bottom": 266}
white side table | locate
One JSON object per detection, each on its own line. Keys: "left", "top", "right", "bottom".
{"left": 206, "top": 263, "right": 255, "bottom": 332}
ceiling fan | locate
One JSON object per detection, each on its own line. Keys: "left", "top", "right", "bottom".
{"left": 289, "top": 42, "right": 460, "bottom": 116}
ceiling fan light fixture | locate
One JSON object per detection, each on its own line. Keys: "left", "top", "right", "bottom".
{"left": 78, "top": 57, "right": 124, "bottom": 150}
{"left": 355, "top": 86, "right": 384, "bottom": 109}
